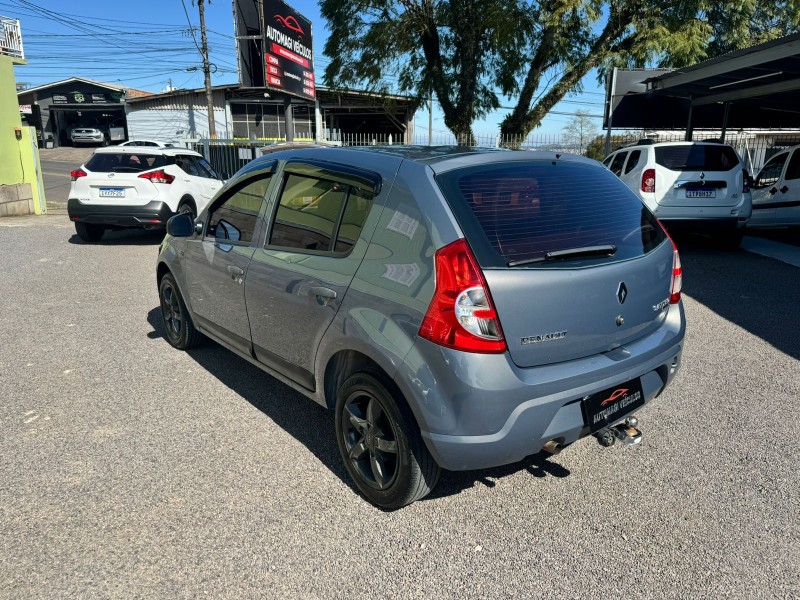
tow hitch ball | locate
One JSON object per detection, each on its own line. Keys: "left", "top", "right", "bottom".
{"left": 595, "top": 416, "right": 642, "bottom": 447}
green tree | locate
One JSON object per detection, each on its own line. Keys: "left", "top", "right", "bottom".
{"left": 320, "top": 1, "right": 800, "bottom": 141}
{"left": 562, "top": 110, "right": 598, "bottom": 154}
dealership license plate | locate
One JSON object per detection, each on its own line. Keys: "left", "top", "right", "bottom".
{"left": 686, "top": 189, "right": 716, "bottom": 198}
{"left": 582, "top": 378, "right": 645, "bottom": 432}
{"left": 99, "top": 188, "right": 125, "bottom": 198}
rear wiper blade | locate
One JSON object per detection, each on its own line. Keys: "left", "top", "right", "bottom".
{"left": 508, "top": 245, "right": 617, "bottom": 267}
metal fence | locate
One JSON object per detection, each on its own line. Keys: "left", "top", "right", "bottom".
{"left": 184, "top": 130, "right": 800, "bottom": 177}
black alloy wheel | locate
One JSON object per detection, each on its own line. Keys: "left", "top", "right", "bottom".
{"left": 342, "top": 388, "right": 401, "bottom": 491}
{"left": 158, "top": 273, "right": 204, "bottom": 349}
{"left": 335, "top": 373, "right": 440, "bottom": 509}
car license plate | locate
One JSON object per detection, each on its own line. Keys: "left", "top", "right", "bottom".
{"left": 686, "top": 189, "right": 716, "bottom": 198}
{"left": 582, "top": 378, "right": 645, "bottom": 433}
{"left": 99, "top": 188, "right": 125, "bottom": 198}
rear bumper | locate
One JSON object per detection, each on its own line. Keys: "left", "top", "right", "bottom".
{"left": 68, "top": 199, "right": 173, "bottom": 227}
{"left": 395, "top": 303, "right": 685, "bottom": 471}
{"left": 658, "top": 217, "right": 747, "bottom": 231}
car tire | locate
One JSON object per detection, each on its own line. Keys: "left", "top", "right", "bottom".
{"left": 718, "top": 229, "right": 744, "bottom": 250}
{"left": 335, "top": 372, "right": 440, "bottom": 509}
{"left": 74, "top": 222, "right": 105, "bottom": 243}
{"left": 158, "top": 273, "right": 204, "bottom": 349}
{"left": 178, "top": 199, "right": 196, "bottom": 220}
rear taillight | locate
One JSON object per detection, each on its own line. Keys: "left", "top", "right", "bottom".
{"left": 742, "top": 169, "right": 750, "bottom": 193}
{"left": 641, "top": 168, "right": 656, "bottom": 193}
{"left": 419, "top": 238, "right": 506, "bottom": 353}
{"left": 70, "top": 168, "right": 87, "bottom": 181}
{"left": 138, "top": 169, "right": 175, "bottom": 184}
{"left": 657, "top": 220, "right": 682, "bottom": 304}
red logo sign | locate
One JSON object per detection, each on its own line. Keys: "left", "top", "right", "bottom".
{"left": 274, "top": 14, "right": 304, "bottom": 35}
{"left": 600, "top": 388, "right": 628, "bottom": 407}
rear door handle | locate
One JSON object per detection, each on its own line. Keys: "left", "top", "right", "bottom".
{"left": 310, "top": 286, "right": 337, "bottom": 305}
{"left": 227, "top": 265, "right": 244, "bottom": 282}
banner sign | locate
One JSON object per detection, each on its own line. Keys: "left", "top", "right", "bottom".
{"left": 263, "top": 0, "right": 315, "bottom": 100}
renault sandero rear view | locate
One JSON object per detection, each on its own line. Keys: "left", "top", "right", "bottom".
{"left": 156, "top": 146, "right": 685, "bottom": 509}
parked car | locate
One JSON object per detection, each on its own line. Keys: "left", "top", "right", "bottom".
{"left": 602, "top": 140, "right": 752, "bottom": 247}
{"left": 70, "top": 127, "right": 108, "bottom": 146}
{"left": 119, "top": 139, "right": 176, "bottom": 148}
{"left": 749, "top": 143, "right": 800, "bottom": 227}
{"left": 156, "top": 146, "right": 686, "bottom": 509}
{"left": 68, "top": 147, "right": 223, "bottom": 242}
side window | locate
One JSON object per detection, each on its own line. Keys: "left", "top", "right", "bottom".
{"left": 268, "top": 172, "right": 374, "bottom": 254}
{"left": 755, "top": 154, "right": 788, "bottom": 188}
{"left": 624, "top": 150, "right": 641, "bottom": 174}
{"left": 609, "top": 152, "right": 627, "bottom": 176}
{"left": 784, "top": 150, "right": 800, "bottom": 181}
{"left": 602, "top": 155, "right": 614, "bottom": 168}
{"left": 195, "top": 156, "right": 220, "bottom": 180}
{"left": 176, "top": 154, "right": 200, "bottom": 176}
{"left": 206, "top": 175, "right": 271, "bottom": 244}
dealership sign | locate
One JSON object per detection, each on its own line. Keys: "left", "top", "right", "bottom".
{"left": 263, "top": 0, "right": 315, "bottom": 100}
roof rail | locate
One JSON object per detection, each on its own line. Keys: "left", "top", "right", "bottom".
{"left": 637, "top": 138, "right": 656, "bottom": 145}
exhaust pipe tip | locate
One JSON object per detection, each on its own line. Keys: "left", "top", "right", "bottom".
{"left": 542, "top": 440, "right": 562, "bottom": 455}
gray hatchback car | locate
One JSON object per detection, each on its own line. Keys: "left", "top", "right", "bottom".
{"left": 156, "top": 147, "right": 685, "bottom": 509}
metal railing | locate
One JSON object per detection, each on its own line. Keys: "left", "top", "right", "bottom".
{"left": 185, "top": 130, "right": 800, "bottom": 178}
{"left": 0, "top": 17, "right": 23, "bottom": 59}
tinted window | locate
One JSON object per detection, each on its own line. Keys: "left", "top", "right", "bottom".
{"left": 85, "top": 152, "right": 169, "bottom": 173}
{"left": 436, "top": 161, "right": 667, "bottom": 267}
{"left": 268, "top": 173, "right": 373, "bottom": 254}
{"left": 784, "top": 151, "right": 800, "bottom": 181}
{"left": 624, "top": 150, "right": 641, "bottom": 174}
{"left": 602, "top": 155, "right": 614, "bottom": 167}
{"left": 270, "top": 174, "right": 347, "bottom": 252}
{"left": 655, "top": 144, "right": 739, "bottom": 171}
{"left": 196, "top": 157, "right": 220, "bottom": 179}
{"left": 207, "top": 175, "right": 270, "bottom": 244}
{"left": 755, "top": 153, "right": 788, "bottom": 188}
{"left": 175, "top": 154, "right": 200, "bottom": 176}
{"left": 609, "top": 152, "right": 627, "bottom": 176}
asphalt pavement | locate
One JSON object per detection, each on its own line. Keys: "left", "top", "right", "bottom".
{"left": 1, "top": 217, "right": 798, "bottom": 599}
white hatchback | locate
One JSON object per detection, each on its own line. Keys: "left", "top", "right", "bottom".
{"left": 67, "top": 147, "right": 223, "bottom": 242}
{"left": 603, "top": 140, "right": 752, "bottom": 247}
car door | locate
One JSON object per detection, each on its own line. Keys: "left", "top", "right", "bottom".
{"left": 750, "top": 151, "right": 789, "bottom": 226}
{"left": 244, "top": 160, "right": 381, "bottom": 390}
{"left": 190, "top": 155, "right": 224, "bottom": 203}
{"left": 773, "top": 148, "right": 800, "bottom": 226}
{"left": 182, "top": 168, "right": 275, "bottom": 355}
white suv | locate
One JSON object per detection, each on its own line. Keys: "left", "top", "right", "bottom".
{"left": 67, "top": 147, "right": 223, "bottom": 242}
{"left": 603, "top": 140, "right": 752, "bottom": 247}
{"left": 70, "top": 128, "right": 107, "bottom": 146}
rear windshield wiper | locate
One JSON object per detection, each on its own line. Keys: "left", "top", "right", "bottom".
{"left": 508, "top": 245, "right": 617, "bottom": 267}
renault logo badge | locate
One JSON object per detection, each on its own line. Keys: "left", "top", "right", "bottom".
{"left": 617, "top": 282, "right": 628, "bottom": 304}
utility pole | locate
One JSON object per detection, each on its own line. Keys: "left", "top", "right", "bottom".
{"left": 197, "top": 0, "right": 216, "bottom": 138}
{"left": 428, "top": 92, "right": 432, "bottom": 146}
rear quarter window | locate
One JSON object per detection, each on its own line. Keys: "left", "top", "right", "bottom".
{"left": 655, "top": 145, "right": 740, "bottom": 171}
{"left": 436, "top": 160, "right": 666, "bottom": 268}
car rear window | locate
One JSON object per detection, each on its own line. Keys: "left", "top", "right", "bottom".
{"left": 436, "top": 161, "right": 666, "bottom": 268}
{"left": 654, "top": 144, "right": 739, "bottom": 171}
{"left": 85, "top": 152, "right": 171, "bottom": 173}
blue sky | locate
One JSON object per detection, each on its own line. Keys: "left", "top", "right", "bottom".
{"left": 6, "top": 0, "right": 606, "bottom": 136}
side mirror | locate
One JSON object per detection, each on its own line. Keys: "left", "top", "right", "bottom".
{"left": 166, "top": 212, "right": 194, "bottom": 237}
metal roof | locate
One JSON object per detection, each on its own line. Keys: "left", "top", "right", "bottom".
{"left": 607, "top": 33, "right": 800, "bottom": 130}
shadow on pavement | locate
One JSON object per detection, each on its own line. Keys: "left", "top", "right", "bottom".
{"left": 68, "top": 228, "right": 165, "bottom": 246}
{"left": 147, "top": 307, "right": 572, "bottom": 506}
{"left": 673, "top": 232, "right": 800, "bottom": 360}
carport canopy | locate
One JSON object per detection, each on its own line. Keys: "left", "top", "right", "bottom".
{"left": 605, "top": 33, "right": 800, "bottom": 138}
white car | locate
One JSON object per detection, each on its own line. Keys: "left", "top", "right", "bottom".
{"left": 603, "top": 140, "right": 752, "bottom": 247}
{"left": 119, "top": 139, "right": 176, "bottom": 148}
{"left": 71, "top": 128, "right": 107, "bottom": 146}
{"left": 67, "top": 147, "right": 223, "bottom": 242}
{"left": 749, "top": 144, "right": 800, "bottom": 227}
